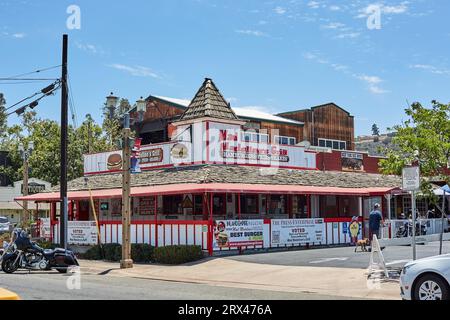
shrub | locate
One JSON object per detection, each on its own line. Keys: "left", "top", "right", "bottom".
{"left": 132, "top": 244, "right": 154, "bottom": 263}
{"left": 81, "top": 243, "right": 154, "bottom": 263}
{"left": 103, "top": 243, "right": 122, "bottom": 261}
{"left": 153, "top": 245, "right": 204, "bottom": 265}
{"left": 83, "top": 245, "right": 104, "bottom": 260}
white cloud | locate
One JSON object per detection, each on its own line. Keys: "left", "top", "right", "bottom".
{"left": 409, "top": 64, "right": 450, "bottom": 75}
{"left": 274, "top": 6, "right": 286, "bottom": 15}
{"left": 335, "top": 32, "right": 361, "bottom": 39}
{"left": 2, "top": 31, "right": 26, "bottom": 39}
{"left": 356, "top": 74, "right": 389, "bottom": 94}
{"left": 307, "top": 1, "right": 321, "bottom": 9}
{"left": 357, "top": 2, "right": 409, "bottom": 18}
{"left": 12, "top": 33, "right": 25, "bottom": 38}
{"left": 322, "top": 22, "right": 345, "bottom": 29}
{"left": 329, "top": 5, "right": 341, "bottom": 11}
{"left": 109, "top": 64, "right": 160, "bottom": 78}
{"left": 75, "top": 42, "right": 106, "bottom": 55}
{"left": 235, "top": 29, "right": 268, "bottom": 37}
{"left": 227, "top": 97, "right": 239, "bottom": 103}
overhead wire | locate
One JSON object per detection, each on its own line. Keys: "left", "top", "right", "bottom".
{"left": 0, "top": 65, "right": 61, "bottom": 80}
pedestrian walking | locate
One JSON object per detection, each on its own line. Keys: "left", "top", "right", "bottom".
{"left": 369, "top": 203, "right": 383, "bottom": 242}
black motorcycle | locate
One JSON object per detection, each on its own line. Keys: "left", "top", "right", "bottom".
{"left": 396, "top": 220, "right": 427, "bottom": 238}
{"left": 1, "top": 229, "right": 79, "bottom": 274}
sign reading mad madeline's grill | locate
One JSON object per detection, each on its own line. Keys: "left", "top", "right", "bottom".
{"left": 83, "top": 120, "right": 316, "bottom": 175}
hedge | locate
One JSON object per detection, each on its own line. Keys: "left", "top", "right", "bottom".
{"left": 153, "top": 245, "right": 204, "bottom": 265}
{"left": 82, "top": 244, "right": 203, "bottom": 264}
{"left": 83, "top": 244, "right": 155, "bottom": 263}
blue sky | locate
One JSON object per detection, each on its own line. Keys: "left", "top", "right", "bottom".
{"left": 0, "top": 0, "right": 449, "bottom": 136}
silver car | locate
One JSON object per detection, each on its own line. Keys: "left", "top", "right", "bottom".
{"left": 0, "top": 217, "right": 10, "bottom": 234}
{"left": 400, "top": 254, "right": 450, "bottom": 300}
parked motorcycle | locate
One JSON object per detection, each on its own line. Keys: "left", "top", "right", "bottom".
{"left": 396, "top": 220, "right": 427, "bottom": 238}
{"left": 1, "top": 229, "right": 79, "bottom": 274}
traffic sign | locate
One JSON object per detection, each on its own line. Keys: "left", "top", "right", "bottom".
{"left": 402, "top": 166, "right": 420, "bottom": 191}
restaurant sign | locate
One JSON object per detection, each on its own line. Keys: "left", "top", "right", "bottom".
{"left": 271, "top": 219, "right": 325, "bottom": 246}
{"left": 213, "top": 219, "right": 264, "bottom": 249}
{"left": 68, "top": 221, "right": 98, "bottom": 245}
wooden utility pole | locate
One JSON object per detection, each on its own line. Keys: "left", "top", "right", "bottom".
{"left": 60, "top": 34, "right": 69, "bottom": 249}
{"left": 121, "top": 114, "right": 133, "bottom": 269}
{"left": 22, "top": 157, "right": 29, "bottom": 225}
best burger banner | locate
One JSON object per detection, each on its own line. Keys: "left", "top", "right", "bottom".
{"left": 271, "top": 219, "right": 326, "bottom": 246}
{"left": 213, "top": 220, "right": 264, "bottom": 249}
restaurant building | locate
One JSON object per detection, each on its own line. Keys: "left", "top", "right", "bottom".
{"left": 18, "top": 78, "right": 408, "bottom": 254}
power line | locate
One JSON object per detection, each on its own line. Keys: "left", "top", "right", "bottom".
{"left": 0, "top": 78, "right": 60, "bottom": 81}
{"left": 67, "top": 75, "right": 78, "bottom": 128}
{"left": 1, "top": 65, "right": 62, "bottom": 80}
{"left": 6, "top": 81, "right": 62, "bottom": 116}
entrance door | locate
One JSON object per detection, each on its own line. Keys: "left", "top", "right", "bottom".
{"left": 78, "top": 200, "right": 90, "bottom": 221}
{"left": 363, "top": 197, "right": 382, "bottom": 238}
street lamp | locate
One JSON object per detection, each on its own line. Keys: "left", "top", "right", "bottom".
{"left": 105, "top": 93, "right": 146, "bottom": 269}
{"left": 19, "top": 141, "right": 34, "bottom": 227}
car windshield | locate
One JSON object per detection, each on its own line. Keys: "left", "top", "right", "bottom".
{"left": 0, "top": 217, "right": 8, "bottom": 224}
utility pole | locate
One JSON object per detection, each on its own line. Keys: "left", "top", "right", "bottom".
{"left": 23, "top": 158, "right": 29, "bottom": 224}
{"left": 19, "top": 142, "right": 33, "bottom": 228}
{"left": 60, "top": 34, "right": 69, "bottom": 249}
{"left": 121, "top": 114, "right": 133, "bottom": 269}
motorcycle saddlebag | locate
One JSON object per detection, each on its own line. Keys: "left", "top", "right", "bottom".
{"left": 54, "top": 252, "right": 77, "bottom": 266}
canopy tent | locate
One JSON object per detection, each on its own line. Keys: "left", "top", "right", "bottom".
{"left": 434, "top": 185, "right": 450, "bottom": 196}
{"left": 15, "top": 183, "right": 399, "bottom": 202}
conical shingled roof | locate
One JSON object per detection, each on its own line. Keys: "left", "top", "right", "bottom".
{"left": 179, "top": 78, "right": 239, "bottom": 121}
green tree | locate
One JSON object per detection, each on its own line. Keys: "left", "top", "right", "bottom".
{"left": 0, "top": 112, "right": 111, "bottom": 186}
{"left": 102, "top": 98, "right": 130, "bottom": 149}
{"left": 372, "top": 123, "right": 380, "bottom": 142}
{"left": 0, "top": 93, "right": 7, "bottom": 142}
{"left": 380, "top": 101, "right": 450, "bottom": 192}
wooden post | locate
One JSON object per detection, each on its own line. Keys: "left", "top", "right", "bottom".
{"left": 120, "top": 126, "right": 133, "bottom": 269}
{"left": 154, "top": 195, "right": 158, "bottom": 247}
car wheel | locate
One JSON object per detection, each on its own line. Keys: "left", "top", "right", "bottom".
{"left": 414, "top": 274, "right": 449, "bottom": 301}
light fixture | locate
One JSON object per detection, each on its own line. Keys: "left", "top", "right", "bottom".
{"left": 106, "top": 92, "right": 119, "bottom": 119}
{"left": 136, "top": 97, "right": 146, "bottom": 113}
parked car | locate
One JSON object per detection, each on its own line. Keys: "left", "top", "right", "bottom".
{"left": 0, "top": 217, "right": 10, "bottom": 235}
{"left": 400, "top": 254, "right": 450, "bottom": 300}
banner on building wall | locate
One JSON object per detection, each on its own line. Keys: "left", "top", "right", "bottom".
{"left": 341, "top": 152, "right": 364, "bottom": 172}
{"left": 40, "top": 218, "right": 51, "bottom": 238}
{"left": 207, "top": 122, "right": 316, "bottom": 169}
{"left": 213, "top": 220, "right": 264, "bottom": 249}
{"left": 271, "top": 219, "right": 325, "bottom": 246}
{"left": 68, "top": 221, "right": 98, "bottom": 245}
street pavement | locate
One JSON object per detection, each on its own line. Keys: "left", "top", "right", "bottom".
{"left": 2, "top": 241, "right": 446, "bottom": 300}
{"left": 0, "top": 271, "right": 346, "bottom": 300}
{"left": 226, "top": 241, "right": 450, "bottom": 269}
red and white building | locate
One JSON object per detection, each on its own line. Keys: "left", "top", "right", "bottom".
{"left": 18, "top": 78, "right": 420, "bottom": 254}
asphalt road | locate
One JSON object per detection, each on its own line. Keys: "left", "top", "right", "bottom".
{"left": 0, "top": 271, "right": 348, "bottom": 300}
{"left": 226, "top": 241, "right": 450, "bottom": 269}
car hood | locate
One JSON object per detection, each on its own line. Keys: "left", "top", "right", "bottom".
{"left": 405, "top": 254, "right": 450, "bottom": 267}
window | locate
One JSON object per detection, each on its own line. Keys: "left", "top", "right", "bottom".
{"left": 241, "top": 132, "right": 269, "bottom": 144}
{"left": 318, "top": 138, "right": 347, "bottom": 150}
{"left": 274, "top": 135, "right": 296, "bottom": 146}
{"left": 193, "top": 195, "right": 203, "bottom": 215}
{"left": 268, "top": 195, "right": 286, "bottom": 215}
{"left": 238, "top": 195, "right": 259, "bottom": 214}
{"left": 163, "top": 195, "right": 183, "bottom": 215}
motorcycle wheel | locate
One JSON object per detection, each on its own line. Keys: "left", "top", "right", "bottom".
{"left": 1, "top": 257, "right": 19, "bottom": 274}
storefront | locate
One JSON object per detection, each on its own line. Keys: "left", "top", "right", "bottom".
{"left": 16, "top": 78, "right": 404, "bottom": 254}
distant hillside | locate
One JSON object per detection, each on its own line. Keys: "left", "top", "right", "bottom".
{"left": 355, "top": 133, "right": 397, "bottom": 157}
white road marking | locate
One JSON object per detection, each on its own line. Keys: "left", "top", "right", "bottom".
{"left": 309, "top": 257, "right": 349, "bottom": 264}
{"left": 386, "top": 259, "right": 411, "bottom": 266}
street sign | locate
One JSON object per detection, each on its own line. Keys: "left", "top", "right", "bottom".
{"left": 402, "top": 166, "right": 420, "bottom": 191}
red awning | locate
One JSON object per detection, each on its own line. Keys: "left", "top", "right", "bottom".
{"left": 15, "top": 183, "right": 398, "bottom": 202}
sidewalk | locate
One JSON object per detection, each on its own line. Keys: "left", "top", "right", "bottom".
{"left": 78, "top": 258, "right": 401, "bottom": 300}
